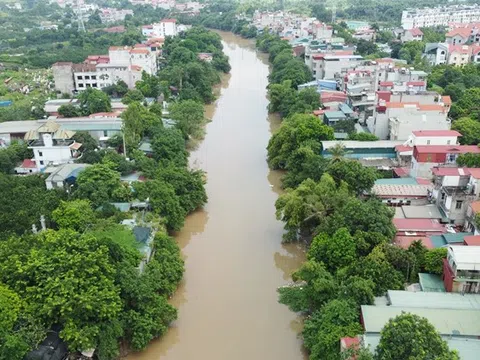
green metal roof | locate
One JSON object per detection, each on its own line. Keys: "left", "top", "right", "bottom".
{"left": 324, "top": 111, "right": 347, "bottom": 120}
{"left": 375, "top": 178, "right": 418, "bottom": 185}
{"left": 430, "top": 232, "right": 473, "bottom": 248}
{"left": 418, "top": 273, "right": 446, "bottom": 292}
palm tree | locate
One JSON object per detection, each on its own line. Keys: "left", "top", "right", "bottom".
{"left": 328, "top": 142, "right": 351, "bottom": 161}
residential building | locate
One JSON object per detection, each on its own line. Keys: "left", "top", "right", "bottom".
{"left": 24, "top": 121, "right": 82, "bottom": 171}
{"left": 142, "top": 19, "right": 178, "bottom": 38}
{"left": 353, "top": 29, "right": 376, "bottom": 41}
{"left": 443, "top": 245, "right": 480, "bottom": 293}
{"left": 446, "top": 23, "right": 480, "bottom": 44}
{"left": 432, "top": 167, "right": 475, "bottom": 225}
{"left": 45, "top": 163, "right": 90, "bottom": 190}
{"left": 424, "top": 42, "right": 480, "bottom": 66}
{"left": 52, "top": 45, "right": 158, "bottom": 93}
{"left": 14, "top": 159, "right": 39, "bottom": 175}
{"left": 312, "top": 53, "right": 364, "bottom": 80}
{"left": 465, "top": 200, "right": 480, "bottom": 234}
{"left": 401, "top": 28, "right": 424, "bottom": 42}
{"left": 410, "top": 145, "right": 480, "bottom": 178}
{"left": 99, "top": 8, "right": 134, "bottom": 23}
{"left": 401, "top": 5, "right": 480, "bottom": 29}
{"left": 314, "top": 22, "right": 333, "bottom": 40}
{"left": 386, "top": 290, "right": 480, "bottom": 310}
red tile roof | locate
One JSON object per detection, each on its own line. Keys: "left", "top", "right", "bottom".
{"left": 394, "top": 236, "right": 433, "bottom": 249}
{"left": 393, "top": 218, "right": 446, "bottom": 232}
{"left": 395, "top": 145, "right": 413, "bottom": 153}
{"left": 407, "top": 81, "right": 425, "bottom": 86}
{"left": 20, "top": 159, "right": 36, "bottom": 168}
{"left": 161, "top": 18, "right": 177, "bottom": 23}
{"left": 431, "top": 167, "right": 470, "bottom": 176}
{"left": 380, "top": 81, "right": 394, "bottom": 87}
{"left": 468, "top": 169, "right": 480, "bottom": 179}
{"left": 414, "top": 145, "right": 480, "bottom": 154}
{"left": 464, "top": 235, "right": 480, "bottom": 246}
{"left": 408, "top": 28, "right": 424, "bottom": 37}
{"left": 442, "top": 95, "right": 452, "bottom": 105}
{"left": 394, "top": 167, "right": 410, "bottom": 177}
{"left": 130, "top": 48, "right": 149, "bottom": 54}
{"left": 412, "top": 130, "right": 461, "bottom": 137}
{"left": 446, "top": 27, "right": 472, "bottom": 39}
{"left": 470, "top": 201, "right": 480, "bottom": 214}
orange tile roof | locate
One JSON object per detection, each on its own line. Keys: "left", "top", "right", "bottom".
{"left": 442, "top": 95, "right": 452, "bottom": 105}
{"left": 446, "top": 27, "right": 472, "bottom": 39}
{"left": 130, "top": 48, "right": 149, "bottom": 54}
{"left": 470, "top": 201, "right": 480, "bottom": 214}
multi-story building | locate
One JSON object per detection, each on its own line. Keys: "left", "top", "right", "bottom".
{"left": 24, "top": 121, "right": 82, "bottom": 171}
{"left": 400, "top": 28, "right": 424, "bottom": 42}
{"left": 401, "top": 5, "right": 480, "bottom": 29}
{"left": 443, "top": 245, "right": 480, "bottom": 293}
{"left": 99, "top": 8, "right": 134, "bottom": 23}
{"left": 142, "top": 19, "right": 177, "bottom": 38}
{"left": 424, "top": 43, "right": 480, "bottom": 66}
{"left": 52, "top": 45, "right": 158, "bottom": 94}
{"left": 410, "top": 145, "right": 480, "bottom": 178}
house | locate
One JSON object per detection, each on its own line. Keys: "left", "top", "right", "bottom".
{"left": 99, "top": 8, "right": 133, "bottom": 23}
{"left": 45, "top": 163, "right": 90, "bottom": 190}
{"left": 401, "top": 28, "right": 424, "bottom": 42}
{"left": 198, "top": 53, "right": 213, "bottom": 62}
{"left": 432, "top": 167, "right": 475, "bottom": 225}
{"left": 393, "top": 218, "right": 446, "bottom": 237}
{"left": 410, "top": 145, "right": 480, "bottom": 178}
{"left": 443, "top": 245, "right": 480, "bottom": 293}
{"left": 446, "top": 27, "right": 471, "bottom": 45}
{"left": 371, "top": 182, "right": 433, "bottom": 207}
{"left": 424, "top": 42, "right": 480, "bottom": 66}
{"left": 142, "top": 19, "right": 177, "bottom": 38}
{"left": 464, "top": 200, "right": 480, "bottom": 234}
{"left": 121, "top": 219, "right": 155, "bottom": 273}
{"left": 24, "top": 331, "right": 68, "bottom": 360}
{"left": 14, "top": 159, "right": 39, "bottom": 175}
{"left": 386, "top": 290, "right": 480, "bottom": 309}
{"left": 24, "top": 121, "right": 82, "bottom": 171}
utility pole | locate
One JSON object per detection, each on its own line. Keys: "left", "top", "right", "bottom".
{"left": 77, "top": 0, "right": 86, "bottom": 33}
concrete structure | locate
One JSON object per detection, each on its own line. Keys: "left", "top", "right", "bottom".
{"left": 424, "top": 42, "right": 480, "bottom": 66}
{"left": 401, "top": 28, "right": 424, "bottom": 42}
{"left": 45, "top": 163, "right": 90, "bottom": 189}
{"left": 410, "top": 145, "right": 480, "bottom": 178}
{"left": 44, "top": 99, "right": 79, "bottom": 116}
{"left": 52, "top": 44, "right": 158, "bottom": 93}
{"left": 99, "top": 8, "right": 133, "bottom": 23}
{"left": 401, "top": 5, "right": 480, "bottom": 29}
{"left": 312, "top": 54, "right": 363, "bottom": 80}
{"left": 24, "top": 121, "right": 82, "bottom": 171}
{"left": 142, "top": 19, "right": 178, "bottom": 38}
{"left": 443, "top": 245, "right": 480, "bottom": 293}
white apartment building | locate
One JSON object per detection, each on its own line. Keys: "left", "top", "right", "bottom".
{"left": 142, "top": 19, "right": 178, "bottom": 38}
{"left": 402, "top": 5, "right": 480, "bottom": 30}
{"left": 53, "top": 45, "right": 158, "bottom": 94}
{"left": 308, "top": 53, "right": 363, "bottom": 80}
{"left": 24, "top": 121, "right": 82, "bottom": 170}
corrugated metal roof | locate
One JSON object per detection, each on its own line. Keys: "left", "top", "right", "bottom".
{"left": 387, "top": 290, "right": 480, "bottom": 310}
{"left": 448, "top": 245, "right": 480, "bottom": 270}
{"left": 418, "top": 273, "right": 446, "bottom": 292}
{"left": 361, "top": 305, "right": 480, "bottom": 336}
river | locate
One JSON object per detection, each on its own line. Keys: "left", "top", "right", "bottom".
{"left": 126, "top": 31, "right": 306, "bottom": 360}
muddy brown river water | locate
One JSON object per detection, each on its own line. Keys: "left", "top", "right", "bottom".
{"left": 126, "top": 31, "right": 306, "bottom": 360}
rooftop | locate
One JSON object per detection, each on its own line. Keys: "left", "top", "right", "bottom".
{"left": 448, "top": 245, "right": 480, "bottom": 269}
{"left": 387, "top": 290, "right": 480, "bottom": 310}
{"left": 45, "top": 163, "right": 90, "bottom": 183}
{"left": 371, "top": 184, "right": 431, "bottom": 197}
{"left": 401, "top": 205, "right": 442, "bottom": 219}
{"left": 393, "top": 218, "right": 445, "bottom": 232}
{"left": 415, "top": 145, "right": 480, "bottom": 154}
{"left": 412, "top": 130, "right": 462, "bottom": 137}
{"left": 418, "top": 272, "right": 446, "bottom": 292}
{"left": 432, "top": 167, "right": 470, "bottom": 176}
{"left": 361, "top": 305, "right": 480, "bottom": 336}
{"left": 430, "top": 232, "right": 473, "bottom": 248}
{"left": 464, "top": 235, "right": 480, "bottom": 246}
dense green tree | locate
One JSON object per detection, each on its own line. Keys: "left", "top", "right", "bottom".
{"left": 133, "top": 180, "right": 186, "bottom": 231}
{"left": 52, "top": 200, "right": 95, "bottom": 232}
{"left": 267, "top": 113, "right": 334, "bottom": 169}
{"left": 282, "top": 145, "right": 329, "bottom": 189}
{"left": 122, "top": 89, "right": 145, "bottom": 104}
{"left": 72, "top": 131, "right": 98, "bottom": 152}
{"left": 451, "top": 117, "right": 480, "bottom": 145}
{"left": 275, "top": 175, "right": 350, "bottom": 241}
{"left": 103, "top": 80, "right": 129, "bottom": 98}
{"left": 268, "top": 80, "right": 298, "bottom": 115}
{"left": 457, "top": 153, "right": 480, "bottom": 167}
{"left": 58, "top": 103, "right": 81, "bottom": 117}
{"left": 169, "top": 99, "right": 205, "bottom": 139}
{"left": 0, "top": 142, "right": 32, "bottom": 174}
{"left": 305, "top": 299, "right": 363, "bottom": 360}
{"left": 308, "top": 228, "right": 356, "bottom": 272}
{"left": 340, "top": 276, "right": 375, "bottom": 307}
{"left": 135, "top": 72, "right": 161, "bottom": 98}
{"left": 451, "top": 88, "right": 480, "bottom": 120}
{"left": 375, "top": 313, "right": 459, "bottom": 360}
{"left": 122, "top": 102, "right": 162, "bottom": 152}
{"left": 424, "top": 248, "right": 447, "bottom": 275}
{"left": 151, "top": 127, "right": 188, "bottom": 167}
{"left": 326, "top": 159, "right": 378, "bottom": 194}
{"left": 356, "top": 40, "right": 379, "bottom": 56}
{"left": 74, "top": 163, "right": 127, "bottom": 207}
{"left": 78, "top": 88, "right": 112, "bottom": 115}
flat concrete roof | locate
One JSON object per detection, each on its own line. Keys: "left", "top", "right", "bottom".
{"left": 401, "top": 205, "right": 442, "bottom": 219}
{"left": 387, "top": 290, "right": 480, "bottom": 310}
{"left": 0, "top": 120, "right": 38, "bottom": 134}
{"left": 322, "top": 140, "right": 404, "bottom": 150}
{"left": 361, "top": 305, "right": 480, "bottom": 336}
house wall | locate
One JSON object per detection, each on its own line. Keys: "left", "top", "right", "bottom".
{"left": 52, "top": 63, "right": 74, "bottom": 94}
{"left": 443, "top": 258, "right": 455, "bottom": 292}
{"left": 322, "top": 58, "right": 363, "bottom": 80}
{"left": 410, "top": 158, "right": 443, "bottom": 178}
{"left": 73, "top": 71, "right": 99, "bottom": 90}
{"left": 31, "top": 146, "right": 73, "bottom": 170}
{"left": 389, "top": 110, "right": 450, "bottom": 141}
{"left": 412, "top": 135, "right": 457, "bottom": 146}
{"left": 448, "top": 50, "right": 471, "bottom": 66}
{"left": 316, "top": 26, "right": 332, "bottom": 40}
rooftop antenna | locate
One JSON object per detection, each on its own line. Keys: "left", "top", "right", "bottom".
{"left": 77, "top": 0, "right": 86, "bottom": 33}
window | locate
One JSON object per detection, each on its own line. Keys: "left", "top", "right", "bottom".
{"left": 77, "top": 76, "right": 83, "bottom": 80}
{"left": 441, "top": 192, "right": 446, "bottom": 200}
{"left": 447, "top": 140, "right": 451, "bottom": 145}
{"left": 85, "top": 75, "right": 90, "bottom": 80}
{"left": 39, "top": 160, "right": 44, "bottom": 165}
{"left": 92, "top": 75, "right": 96, "bottom": 80}
{"left": 427, "top": 140, "right": 431, "bottom": 145}
{"left": 38, "top": 151, "right": 43, "bottom": 156}
{"left": 78, "top": 83, "right": 84, "bottom": 88}
{"left": 456, "top": 200, "right": 464, "bottom": 210}
{"left": 103, "top": 130, "right": 108, "bottom": 137}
